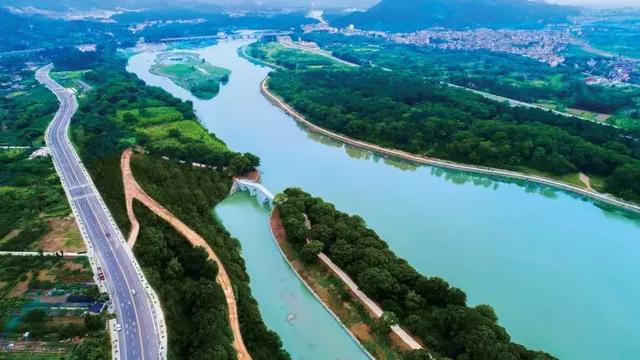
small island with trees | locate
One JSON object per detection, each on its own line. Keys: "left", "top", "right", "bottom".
{"left": 150, "top": 52, "right": 231, "bottom": 100}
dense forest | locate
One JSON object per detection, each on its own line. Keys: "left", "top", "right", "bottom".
{"left": 301, "top": 33, "right": 640, "bottom": 129}
{"left": 0, "top": 69, "right": 57, "bottom": 146}
{"left": 133, "top": 202, "right": 236, "bottom": 360}
{"left": 276, "top": 188, "right": 556, "bottom": 360}
{"left": 268, "top": 68, "right": 640, "bottom": 203}
{"left": 71, "top": 51, "right": 288, "bottom": 359}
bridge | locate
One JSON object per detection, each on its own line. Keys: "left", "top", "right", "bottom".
{"left": 231, "top": 178, "right": 274, "bottom": 205}
{"left": 160, "top": 31, "right": 292, "bottom": 43}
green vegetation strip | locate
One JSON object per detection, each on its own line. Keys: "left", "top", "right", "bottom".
{"left": 0, "top": 70, "right": 57, "bottom": 147}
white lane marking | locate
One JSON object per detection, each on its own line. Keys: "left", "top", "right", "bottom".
{"left": 85, "top": 196, "right": 147, "bottom": 360}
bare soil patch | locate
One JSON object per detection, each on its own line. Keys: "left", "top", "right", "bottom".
{"left": 350, "top": 322, "right": 373, "bottom": 343}
{"left": 579, "top": 172, "right": 593, "bottom": 191}
{"left": 41, "top": 218, "right": 85, "bottom": 252}
{"left": 234, "top": 170, "right": 260, "bottom": 182}
{"left": 36, "top": 269, "right": 56, "bottom": 282}
{"left": 9, "top": 272, "right": 32, "bottom": 297}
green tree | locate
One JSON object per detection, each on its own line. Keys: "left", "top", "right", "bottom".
{"left": 475, "top": 304, "right": 498, "bottom": 322}
{"left": 300, "top": 240, "right": 324, "bottom": 262}
{"left": 372, "top": 311, "right": 399, "bottom": 335}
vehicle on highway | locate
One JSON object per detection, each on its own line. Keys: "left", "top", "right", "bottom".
{"left": 97, "top": 267, "right": 105, "bottom": 281}
{"left": 131, "top": 289, "right": 137, "bottom": 295}
{"left": 115, "top": 323, "right": 122, "bottom": 332}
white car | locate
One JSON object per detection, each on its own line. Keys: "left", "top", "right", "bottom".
{"left": 130, "top": 289, "right": 137, "bottom": 295}
{"left": 115, "top": 323, "right": 122, "bottom": 331}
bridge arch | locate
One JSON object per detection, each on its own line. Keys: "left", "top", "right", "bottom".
{"left": 231, "top": 179, "right": 274, "bottom": 206}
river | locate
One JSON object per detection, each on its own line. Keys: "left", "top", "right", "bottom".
{"left": 127, "top": 39, "right": 640, "bottom": 360}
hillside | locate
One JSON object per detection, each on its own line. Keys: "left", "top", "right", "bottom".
{"left": 334, "top": 0, "right": 578, "bottom": 31}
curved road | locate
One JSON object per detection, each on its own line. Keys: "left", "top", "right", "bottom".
{"left": 36, "top": 65, "right": 165, "bottom": 360}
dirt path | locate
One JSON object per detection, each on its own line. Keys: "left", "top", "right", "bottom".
{"left": 121, "top": 149, "right": 252, "bottom": 360}
{"left": 260, "top": 78, "right": 640, "bottom": 215}
{"left": 579, "top": 172, "right": 593, "bottom": 191}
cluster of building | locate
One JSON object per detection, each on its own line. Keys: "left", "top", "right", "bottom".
{"left": 128, "top": 18, "right": 207, "bottom": 34}
{"left": 581, "top": 55, "right": 640, "bottom": 86}
{"left": 386, "top": 29, "right": 570, "bottom": 66}
{"left": 0, "top": 73, "right": 25, "bottom": 94}
{"left": 603, "top": 57, "right": 638, "bottom": 83}
{"left": 302, "top": 22, "right": 570, "bottom": 66}
{"left": 277, "top": 35, "right": 321, "bottom": 50}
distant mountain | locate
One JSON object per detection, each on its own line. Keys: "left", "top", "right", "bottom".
{"left": 334, "top": 0, "right": 579, "bottom": 31}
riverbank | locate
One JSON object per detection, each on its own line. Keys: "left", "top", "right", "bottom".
{"left": 268, "top": 200, "right": 432, "bottom": 357}
{"left": 238, "top": 44, "right": 284, "bottom": 70}
{"left": 260, "top": 77, "right": 640, "bottom": 214}
{"left": 267, "top": 209, "right": 376, "bottom": 359}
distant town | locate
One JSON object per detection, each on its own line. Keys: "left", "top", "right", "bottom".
{"left": 302, "top": 21, "right": 640, "bottom": 86}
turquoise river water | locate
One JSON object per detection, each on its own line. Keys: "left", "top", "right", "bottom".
{"left": 127, "top": 39, "right": 640, "bottom": 359}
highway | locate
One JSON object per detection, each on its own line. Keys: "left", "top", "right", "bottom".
{"left": 36, "top": 65, "right": 165, "bottom": 360}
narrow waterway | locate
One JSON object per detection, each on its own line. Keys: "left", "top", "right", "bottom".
{"left": 128, "top": 39, "right": 640, "bottom": 360}
{"left": 214, "top": 192, "right": 367, "bottom": 359}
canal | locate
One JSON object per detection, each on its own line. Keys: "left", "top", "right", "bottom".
{"left": 128, "top": 39, "right": 640, "bottom": 359}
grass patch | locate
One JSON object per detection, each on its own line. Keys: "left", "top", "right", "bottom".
{"left": 139, "top": 120, "right": 227, "bottom": 152}
{"left": 115, "top": 106, "right": 183, "bottom": 127}
{"left": 246, "top": 41, "right": 349, "bottom": 70}
{"left": 49, "top": 70, "right": 89, "bottom": 92}
{"left": 520, "top": 168, "right": 587, "bottom": 188}
{"left": 0, "top": 151, "right": 71, "bottom": 251}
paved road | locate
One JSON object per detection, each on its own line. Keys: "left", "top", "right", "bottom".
{"left": 0, "top": 251, "right": 86, "bottom": 257}
{"left": 36, "top": 65, "right": 164, "bottom": 360}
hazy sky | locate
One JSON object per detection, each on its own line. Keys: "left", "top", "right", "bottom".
{"left": 547, "top": 0, "right": 640, "bottom": 7}
{"left": 167, "top": 0, "right": 640, "bottom": 9}
{"left": 263, "top": 0, "right": 640, "bottom": 9}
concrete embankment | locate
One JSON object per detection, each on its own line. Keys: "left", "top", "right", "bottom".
{"left": 268, "top": 207, "right": 427, "bottom": 356}
{"left": 260, "top": 77, "right": 640, "bottom": 215}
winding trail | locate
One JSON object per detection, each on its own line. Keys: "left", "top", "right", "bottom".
{"left": 121, "top": 148, "right": 252, "bottom": 360}
{"left": 260, "top": 78, "right": 640, "bottom": 214}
